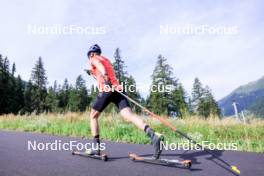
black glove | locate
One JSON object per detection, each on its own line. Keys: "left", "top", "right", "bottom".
{"left": 84, "top": 69, "right": 91, "bottom": 75}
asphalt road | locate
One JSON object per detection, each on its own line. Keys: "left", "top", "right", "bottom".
{"left": 0, "top": 130, "right": 263, "bottom": 176}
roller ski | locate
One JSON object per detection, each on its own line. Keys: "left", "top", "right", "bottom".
{"left": 72, "top": 136, "right": 108, "bottom": 161}
{"left": 72, "top": 149, "right": 108, "bottom": 161}
{"left": 129, "top": 153, "right": 192, "bottom": 169}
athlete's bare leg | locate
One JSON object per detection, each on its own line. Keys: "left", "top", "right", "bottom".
{"left": 120, "top": 107, "right": 164, "bottom": 159}
{"left": 120, "top": 107, "right": 147, "bottom": 130}
{"left": 90, "top": 108, "right": 101, "bottom": 136}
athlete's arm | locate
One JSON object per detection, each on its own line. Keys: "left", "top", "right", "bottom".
{"left": 92, "top": 59, "right": 105, "bottom": 75}
{"left": 91, "top": 58, "right": 109, "bottom": 81}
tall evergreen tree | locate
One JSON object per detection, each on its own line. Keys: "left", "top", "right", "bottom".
{"left": 23, "top": 81, "right": 35, "bottom": 114}
{"left": 171, "top": 84, "right": 189, "bottom": 117}
{"left": 191, "top": 78, "right": 204, "bottom": 112}
{"left": 45, "top": 83, "right": 59, "bottom": 113}
{"left": 30, "top": 57, "right": 48, "bottom": 114}
{"left": 9, "top": 64, "right": 17, "bottom": 113}
{"left": 76, "top": 75, "right": 89, "bottom": 112}
{"left": 12, "top": 75, "right": 25, "bottom": 114}
{"left": 31, "top": 57, "right": 47, "bottom": 89}
{"left": 148, "top": 55, "right": 172, "bottom": 115}
{"left": 126, "top": 75, "right": 142, "bottom": 112}
{"left": 0, "top": 56, "right": 10, "bottom": 114}
{"left": 198, "top": 86, "right": 221, "bottom": 117}
{"left": 68, "top": 75, "right": 89, "bottom": 112}
{"left": 187, "top": 97, "right": 193, "bottom": 114}
{"left": 0, "top": 56, "right": 24, "bottom": 114}
{"left": 112, "top": 48, "right": 142, "bottom": 112}
{"left": 89, "top": 84, "right": 98, "bottom": 106}
{"left": 0, "top": 54, "right": 3, "bottom": 70}
{"left": 12, "top": 63, "right": 16, "bottom": 76}
{"left": 113, "top": 48, "right": 127, "bottom": 82}
{"left": 0, "top": 55, "right": 6, "bottom": 114}
{"left": 58, "top": 79, "right": 70, "bottom": 112}
{"left": 148, "top": 55, "right": 187, "bottom": 117}
{"left": 191, "top": 78, "right": 221, "bottom": 118}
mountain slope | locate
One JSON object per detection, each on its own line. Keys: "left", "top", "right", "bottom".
{"left": 249, "top": 95, "right": 264, "bottom": 117}
{"left": 218, "top": 76, "right": 264, "bottom": 116}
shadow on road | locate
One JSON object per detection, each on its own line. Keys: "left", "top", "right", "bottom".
{"left": 178, "top": 150, "right": 239, "bottom": 176}
{"left": 108, "top": 154, "right": 202, "bottom": 172}
{"left": 108, "top": 150, "right": 238, "bottom": 175}
{"left": 151, "top": 150, "right": 238, "bottom": 176}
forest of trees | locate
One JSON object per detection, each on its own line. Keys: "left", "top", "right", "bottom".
{"left": 0, "top": 55, "right": 90, "bottom": 115}
{"left": 0, "top": 49, "right": 221, "bottom": 118}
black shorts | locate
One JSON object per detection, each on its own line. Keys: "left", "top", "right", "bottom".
{"left": 92, "top": 91, "right": 130, "bottom": 112}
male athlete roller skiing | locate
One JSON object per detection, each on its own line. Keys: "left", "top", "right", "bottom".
{"left": 86, "top": 44, "right": 164, "bottom": 159}
{"left": 74, "top": 44, "right": 240, "bottom": 174}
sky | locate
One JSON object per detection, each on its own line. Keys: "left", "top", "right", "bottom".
{"left": 0, "top": 0, "right": 264, "bottom": 100}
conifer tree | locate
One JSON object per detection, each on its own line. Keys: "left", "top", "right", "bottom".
{"left": 171, "top": 84, "right": 189, "bottom": 117}
{"left": 198, "top": 86, "right": 221, "bottom": 117}
{"left": 23, "top": 81, "right": 35, "bottom": 114}
{"left": 0, "top": 56, "right": 10, "bottom": 114}
{"left": 113, "top": 48, "right": 127, "bottom": 82}
{"left": 46, "top": 83, "right": 59, "bottom": 113}
{"left": 148, "top": 55, "right": 187, "bottom": 117}
{"left": 112, "top": 48, "right": 142, "bottom": 112}
{"left": 58, "top": 79, "right": 70, "bottom": 112}
{"left": 9, "top": 63, "right": 17, "bottom": 113}
{"left": 191, "top": 77, "right": 204, "bottom": 112}
{"left": 191, "top": 78, "right": 221, "bottom": 118}
{"left": 13, "top": 75, "right": 25, "bottom": 114}
{"left": 30, "top": 57, "right": 48, "bottom": 114}
{"left": 68, "top": 75, "right": 89, "bottom": 112}
{"left": 0, "top": 56, "right": 24, "bottom": 114}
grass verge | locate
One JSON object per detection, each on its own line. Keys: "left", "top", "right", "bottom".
{"left": 0, "top": 113, "right": 263, "bottom": 152}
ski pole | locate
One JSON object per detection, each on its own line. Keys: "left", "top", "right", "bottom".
{"left": 118, "top": 90, "right": 240, "bottom": 175}
{"left": 86, "top": 71, "right": 240, "bottom": 175}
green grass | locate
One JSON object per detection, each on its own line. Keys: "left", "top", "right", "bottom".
{"left": 0, "top": 113, "right": 263, "bottom": 152}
